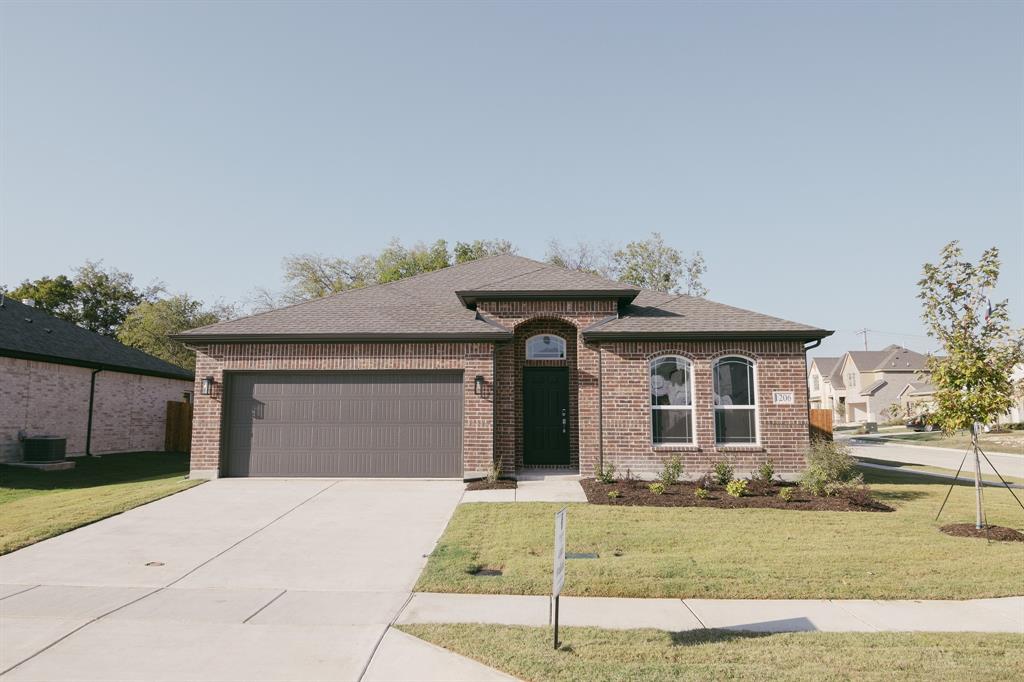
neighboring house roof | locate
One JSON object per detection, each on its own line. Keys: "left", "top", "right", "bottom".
{"left": 898, "top": 381, "right": 936, "bottom": 398}
{"left": 860, "top": 379, "right": 887, "bottom": 396}
{"left": 0, "top": 297, "right": 194, "bottom": 381}
{"left": 809, "top": 356, "right": 841, "bottom": 378}
{"left": 176, "top": 254, "right": 832, "bottom": 343}
{"left": 846, "top": 350, "right": 893, "bottom": 372}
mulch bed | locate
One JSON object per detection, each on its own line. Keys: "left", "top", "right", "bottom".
{"left": 465, "top": 479, "right": 518, "bottom": 491}
{"left": 939, "top": 523, "right": 1024, "bottom": 542}
{"left": 581, "top": 478, "right": 893, "bottom": 512}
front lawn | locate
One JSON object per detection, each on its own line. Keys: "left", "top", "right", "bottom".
{"left": 399, "top": 624, "right": 1024, "bottom": 682}
{"left": 876, "top": 429, "right": 1024, "bottom": 455}
{"left": 415, "top": 469, "right": 1024, "bottom": 599}
{"left": 0, "top": 452, "right": 202, "bottom": 554}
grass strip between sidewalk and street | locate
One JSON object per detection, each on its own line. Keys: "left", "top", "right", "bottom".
{"left": 416, "top": 469, "right": 1024, "bottom": 600}
{"left": 399, "top": 624, "right": 1024, "bottom": 682}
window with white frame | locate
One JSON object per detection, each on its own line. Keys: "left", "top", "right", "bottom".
{"left": 812, "top": 374, "right": 820, "bottom": 390}
{"left": 713, "top": 356, "right": 757, "bottom": 444}
{"left": 650, "top": 356, "right": 694, "bottom": 444}
{"left": 526, "top": 334, "right": 566, "bottom": 360}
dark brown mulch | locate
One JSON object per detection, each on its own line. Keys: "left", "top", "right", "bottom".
{"left": 465, "top": 479, "right": 517, "bottom": 490}
{"left": 939, "top": 523, "right": 1024, "bottom": 542}
{"left": 581, "top": 478, "right": 893, "bottom": 512}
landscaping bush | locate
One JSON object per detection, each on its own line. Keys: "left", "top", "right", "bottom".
{"left": 648, "top": 482, "right": 666, "bottom": 495}
{"left": 712, "top": 461, "right": 734, "bottom": 486}
{"left": 801, "top": 439, "right": 862, "bottom": 497}
{"left": 486, "top": 462, "right": 502, "bottom": 484}
{"left": 725, "top": 479, "right": 748, "bottom": 498}
{"left": 659, "top": 455, "right": 683, "bottom": 487}
{"left": 607, "top": 490, "right": 621, "bottom": 499}
{"left": 756, "top": 459, "right": 775, "bottom": 483}
{"left": 694, "top": 487, "right": 710, "bottom": 500}
{"left": 778, "top": 486, "right": 795, "bottom": 503}
{"left": 597, "top": 462, "right": 617, "bottom": 484}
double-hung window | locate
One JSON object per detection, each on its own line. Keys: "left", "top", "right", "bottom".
{"left": 650, "top": 356, "right": 694, "bottom": 444}
{"left": 713, "top": 356, "right": 757, "bottom": 444}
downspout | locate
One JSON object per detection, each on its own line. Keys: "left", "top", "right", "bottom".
{"left": 492, "top": 342, "right": 498, "bottom": 477}
{"left": 803, "top": 339, "right": 822, "bottom": 440}
{"left": 85, "top": 369, "right": 102, "bottom": 456}
{"left": 597, "top": 343, "right": 604, "bottom": 474}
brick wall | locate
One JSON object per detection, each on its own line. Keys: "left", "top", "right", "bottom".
{"left": 188, "top": 342, "right": 494, "bottom": 478}
{"left": 0, "top": 356, "right": 191, "bottom": 461}
{"left": 598, "top": 340, "right": 811, "bottom": 477}
{"left": 476, "top": 299, "right": 616, "bottom": 476}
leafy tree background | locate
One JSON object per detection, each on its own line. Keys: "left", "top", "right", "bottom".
{"left": 117, "top": 296, "right": 236, "bottom": 371}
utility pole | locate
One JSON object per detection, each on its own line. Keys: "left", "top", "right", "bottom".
{"left": 855, "top": 328, "right": 869, "bottom": 350}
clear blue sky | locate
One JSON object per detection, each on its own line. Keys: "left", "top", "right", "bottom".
{"left": 2, "top": 1, "right": 1021, "bottom": 357}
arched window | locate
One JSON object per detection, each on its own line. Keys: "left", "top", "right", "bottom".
{"left": 650, "top": 356, "right": 694, "bottom": 444}
{"left": 713, "top": 356, "right": 758, "bottom": 444}
{"left": 526, "top": 334, "right": 566, "bottom": 360}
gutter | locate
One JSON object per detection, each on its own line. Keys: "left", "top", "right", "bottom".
{"left": 583, "top": 330, "right": 834, "bottom": 342}
{"left": 85, "top": 369, "right": 101, "bottom": 456}
{"left": 0, "top": 348, "right": 193, "bottom": 382}
{"left": 169, "top": 331, "right": 514, "bottom": 344}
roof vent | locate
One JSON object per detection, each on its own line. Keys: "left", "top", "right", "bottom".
{"left": 22, "top": 298, "right": 34, "bottom": 307}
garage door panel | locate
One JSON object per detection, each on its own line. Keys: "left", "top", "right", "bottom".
{"left": 224, "top": 372, "right": 462, "bottom": 477}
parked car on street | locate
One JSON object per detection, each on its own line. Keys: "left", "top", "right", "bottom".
{"left": 906, "top": 414, "right": 935, "bottom": 432}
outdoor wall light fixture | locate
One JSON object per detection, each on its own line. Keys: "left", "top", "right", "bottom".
{"left": 474, "top": 375, "right": 485, "bottom": 395}
{"left": 201, "top": 376, "right": 215, "bottom": 396}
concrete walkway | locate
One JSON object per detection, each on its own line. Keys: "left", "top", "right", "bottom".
{"left": 462, "top": 468, "right": 587, "bottom": 503}
{"left": 0, "top": 479, "right": 509, "bottom": 681}
{"left": 399, "top": 592, "right": 1024, "bottom": 634}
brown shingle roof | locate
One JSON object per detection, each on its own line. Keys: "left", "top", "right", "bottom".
{"left": 176, "top": 254, "right": 831, "bottom": 342}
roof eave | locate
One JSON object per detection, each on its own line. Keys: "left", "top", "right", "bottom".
{"left": 170, "top": 331, "right": 515, "bottom": 344}
{"left": 456, "top": 289, "right": 640, "bottom": 307}
{"left": 582, "top": 329, "right": 834, "bottom": 342}
{"left": 0, "top": 348, "right": 194, "bottom": 382}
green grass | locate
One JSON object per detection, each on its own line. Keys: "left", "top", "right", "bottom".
{"left": 0, "top": 452, "right": 202, "bottom": 554}
{"left": 872, "top": 430, "right": 1024, "bottom": 455}
{"left": 399, "top": 624, "right": 1024, "bottom": 682}
{"left": 415, "top": 469, "right": 1024, "bottom": 599}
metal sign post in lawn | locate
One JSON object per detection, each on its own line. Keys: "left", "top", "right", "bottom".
{"left": 552, "top": 506, "right": 567, "bottom": 650}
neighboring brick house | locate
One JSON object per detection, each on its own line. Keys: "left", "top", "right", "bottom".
{"left": 0, "top": 297, "right": 194, "bottom": 462}
{"left": 808, "top": 345, "right": 932, "bottom": 425}
{"left": 175, "top": 255, "right": 831, "bottom": 480}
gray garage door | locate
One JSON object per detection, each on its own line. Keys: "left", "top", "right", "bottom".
{"left": 223, "top": 372, "right": 463, "bottom": 477}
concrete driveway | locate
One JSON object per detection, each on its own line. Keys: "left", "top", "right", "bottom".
{"left": 848, "top": 439, "right": 1024, "bottom": 479}
{"left": 0, "top": 478, "right": 508, "bottom": 681}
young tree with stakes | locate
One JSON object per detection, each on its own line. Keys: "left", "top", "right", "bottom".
{"left": 919, "top": 241, "right": 1024, "bottom": 529}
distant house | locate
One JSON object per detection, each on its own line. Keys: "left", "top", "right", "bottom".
{"left": 0, "top": 297, "right": 194, "bottom": 462}
{"left": 895, "top": 382, "right": 936, "bottom": 418}
{"left": 808, "top": 345, "right": 931, "bottom": 424}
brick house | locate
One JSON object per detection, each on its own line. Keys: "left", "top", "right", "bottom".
{"left": 0, "top": 297, "right": 194, "bottom": 462}
{"left": 175, "top": 255, "right": 831, "bottom": 480}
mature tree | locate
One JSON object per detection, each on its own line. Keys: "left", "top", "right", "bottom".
{"left": 118, "top": 295, "right": 235, "bottom": 370}
{"left": 375, "top": 239, "right": 451, "bottom": 283}
{"left": 8, "top": 275, "right": 77, "bottom": 319}
{"left": 453, "top": 239, "right": 516, "bottom": 263}
{"left": 278, "top": 253, "right": 376, "bottom": 304}
{"left": 919, "top": 241, "right": 1024, "bottom": 527}
{"left": 74, "top": 261, "right": 162, "bottom": 336}
{"left": 544, "top": 239, "right": 614, "bottom": 278}
{"left": 612, "top": 232, "right": 708, "bottom": 295}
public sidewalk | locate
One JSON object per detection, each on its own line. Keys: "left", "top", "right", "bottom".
{"left": 398, "top": 593, "right": 1024, "bottom": 634}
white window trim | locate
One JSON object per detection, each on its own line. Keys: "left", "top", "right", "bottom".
{"left": 525, "top": 334, "right": 566, "bottom": 360}
{"left": 650, "top": 355, "right": 697, "bottom": 446}
{"left": 713, "top": 355, "right": 760, "bottom": 446}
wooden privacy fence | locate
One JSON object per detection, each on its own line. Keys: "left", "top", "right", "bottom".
{"left": 809, "top": 408, "right": 833, "bottom": 441}
{"left": 165, "top": 401, "right": 193, "bottom": 453}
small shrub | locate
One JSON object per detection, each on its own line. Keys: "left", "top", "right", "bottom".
{"left": 607, "top": 490, "right": 621, "bottom": 499}
{"left": 756, "top": 459, "right": 775, "bottom": 483}
{"left": 801, "top": 439, "right": 860, "bottom": 496}
{"left": 694, "top": 487, "right": 710, "bottom": 500}
{"left": 778, "top": 487, "right": 795, "bottom": 503}
{"left": 597, "top": 462, "right": 617, "bottom": 484}
{"left": 485, "top": 462, "right": 501, "bottom": 484}
{"left": 713, "top": 461, "right": 734, "bottom": 486}
{"left": 659, "top": 454, "right": 683, "bottom": 487}
{"left": 648, "top": 481, "right": 666, "bottom": 495}
{"left": 725, "top": 479, "right": 748, "bottom": 498}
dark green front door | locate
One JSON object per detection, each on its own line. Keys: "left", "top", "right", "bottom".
{"left": 523, "top": 367, "right": 569, "bottom": 466}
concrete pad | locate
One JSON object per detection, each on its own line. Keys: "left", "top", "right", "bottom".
{"left": 249, "top": 589, "right": 409, "bottom": 626}
{"left": 107, "top": 587, "right": 282, "bottom": 624}
{"left": 363, "top": 627, "right": 517, "bottom": 682}
{"left": 0, "top": 585, "right": 36, "bottom": 601}
{"left": 461, "top": 488, "right": 516, "bottom": 503}
{"left": 835, "top": 599, "right": 1024, "bottom": 632}
{"left": 0, "top": 479, "right": 334, "bottom": 587}
{"left": 970, "top": 597, "right": 1024, "bottom": 626}
{"left": 0, "top": 585, "right": 153, "bottom": 620}
{"left": 685, "top": 599, "right": 877, "bottom": 632}
{"left": 0, "top": 616, "right": 90, "bottom": 671}
{"left": 2, "top": 619, "right": 384, "bottom": 682}
{"left": 398, "top": 593, "right": 551, "bottom": 626}
{"left": 561, "top": 596, "right": 702, "bottom": 631}
{"left": 175, "top": 480, "right": 464, "bottom": 592}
